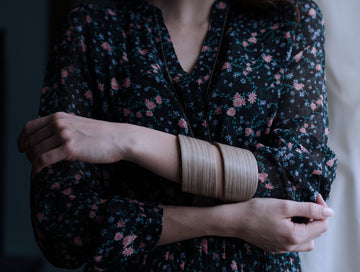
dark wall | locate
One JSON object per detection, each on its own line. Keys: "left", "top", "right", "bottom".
{"left": 0, "top": 0, "right": 82, "bottom": 271}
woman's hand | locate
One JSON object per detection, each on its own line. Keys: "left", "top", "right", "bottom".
{"left": 18, "top": 112, "right": 132, "bottom": 173}
{"left": 214, "top": 194, "right": 333, "bottom": 253}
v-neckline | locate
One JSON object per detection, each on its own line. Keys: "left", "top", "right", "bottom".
{"left": 149, "top": 0, "right": 226, "bottom": 79}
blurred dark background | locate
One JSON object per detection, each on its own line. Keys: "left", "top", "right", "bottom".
{"left": 0, "top": 1, "right": 114, "bottom": 271}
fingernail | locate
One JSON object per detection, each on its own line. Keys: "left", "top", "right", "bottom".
{"left": 322, "top": 208, "right": 334, "bottom": 217}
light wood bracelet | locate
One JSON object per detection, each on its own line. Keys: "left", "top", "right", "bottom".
{"left": 178, "top": 135, "right": 217, "bottom": 198}
{"left": 214, "top": 142, "right": 258, "bottom": 202}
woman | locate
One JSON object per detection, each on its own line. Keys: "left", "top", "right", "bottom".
{"left": 18, "top": 0, "right": 336, "bottom": 271}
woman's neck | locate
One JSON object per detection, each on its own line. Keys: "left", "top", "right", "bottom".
{"left": 150, "top": 0, "right": 216, "bottom": 27}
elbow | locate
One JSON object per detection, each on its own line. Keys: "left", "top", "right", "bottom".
{"left": 31, "top": 190, "right": 90, "bottom": 269}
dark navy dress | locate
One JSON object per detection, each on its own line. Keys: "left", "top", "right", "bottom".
{"left": 31, "top": 0, "right": 337, "bottom": 271}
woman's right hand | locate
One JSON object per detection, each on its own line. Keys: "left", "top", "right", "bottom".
{"left": 214, "top": 194, "right": 333, "bottom": 253}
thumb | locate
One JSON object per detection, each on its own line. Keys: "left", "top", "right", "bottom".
{"left": 316, "top": 193, "right": 328, "bottom": 207}
{"left": 285, "top": 201, "right": 334, "bottom": 220}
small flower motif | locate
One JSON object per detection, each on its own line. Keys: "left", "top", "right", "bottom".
{"left": 325, "top": 127, "right": 329, "bottom": 135}
{"left": 271, "top": 23, "right": 279, "bottom": 30}
{"left": 117, "top": 220, "right": 126, "bottom": 228}
{"left": 123, "top": 234, "right": 137, "bottom": 248}
{"left": 218, "top": 1, "right": 227, "bottom": 9}
{"left": 145, "top": 99, "right": 156, "bottom": 110}
{"left": 309, "top": 8, "right": 316, "bottom": 17}
{"left": 245, "top": 128, "right": 253, "bottom": 137}
{"left": 222, "top": 62, "right": 231, "bottom": 70}
{"left": 114, "top": 232, "right": 123, "bottom": 241}
{"left": 61, "top": 69, "right": 69, "bottom": 78}
{"left": 177, "top": 118, "right": 188, "bottom": 128}
{"left": 312, "top": 169, "right": 322, "bottom": 175}
{"left": 101, "top": 42, "right": 111, "bottom": 52}
{"left": 226, "top": 107, "right": 236, "bottom": 117}
{"left": 248, "top": 37, "right": 257, "bottom": 44}
{"left": 265, "top": 183, "right": 274, "bottom": 190}
{"left": 121, "top": 108, "right": 130, "bottom": 117}
{"left": 215, "top": 106, "right": 222, "bottom": 115}
{"left": 201, "top": 45, "right": 210, "bottom": 52}
{"left": 85, "top": 90, "right": 93, "bottom": 100}
{"left": 293, "top": 82, "right": 304, "bottom": 90}
{"left": 263, "top": 55, "right": 272, "bottom": 63}
{"left": 259, "top": 173, "right": 268, "bottom": 183}
{"left": 146, "top": 110, "right": 153, "bottom": 117}
{"left": 327, "top": 157, "right": 335, "bottom": 167}
{"left": 94, "top": 256, "right": 102, "bottom": 263}
{"left": 98, "top": 83, "right": 104, "bottom": 91}
{"left": 155, "top": 95, "right": 162, "bottom": 104}
{"left": 111, "top": 78, "right": 119, "bottom": 90}
{"left": 123, "top": 78, "right": 131, "bottom": 88}
{"left": 294, "top": 51, "right": 303, "bottom": 62}
{"left": 123, "top": 247, "right": 134, "bottom": 256}
{"left": 231, "top": 260, "right": 238, "bottom": 271}
{"left": 248, "top": 92, "right": 257, "bottom": 104}
{"left": 138, "top": 48, "right": 148, "bottom": 55}
{"left": 107, "top": 9, "right": 117, "bottom": 16}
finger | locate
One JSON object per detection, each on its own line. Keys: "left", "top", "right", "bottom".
{"left": 284, "top": 201, "right": 333, "bottom": 220}
{"left": 316, "top": 193, "right": 328, "bottom": 207}
{"left": 292, "top": 218, "right": 329, "bottom": 241}
{"left": 294, "top": 240, "right": 315, "bottom": 252}
{"left": 26, "top": 135, "right": 62, "bottom": 164}
{"left": 27, "top": 124, "right": 55, "bottom": 149}
{"left": 18, "top": 112, "right": 68, "bottom": 152}
{"left": 18, "top": 115, "right": 53, "bottom": 152}
{"left": 33, "top": 145, "right": 68, "bottom": 173}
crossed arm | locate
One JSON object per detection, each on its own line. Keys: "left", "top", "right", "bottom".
{"left": 18, "top": 112, "right": 333, "bottom": 253}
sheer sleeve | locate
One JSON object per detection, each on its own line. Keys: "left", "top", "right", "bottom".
{"left": 31, "top": 6, "right": 163, "bottom": 270}
{"left": 250, "top": 1, "right": 337, "bottom": 202}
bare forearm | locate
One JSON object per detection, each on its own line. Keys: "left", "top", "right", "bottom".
{"left": 122, "top": 124, "right": 222, "bottom": 185}
{"left": 158, "top": 205, "right": 220, "bottom": 246}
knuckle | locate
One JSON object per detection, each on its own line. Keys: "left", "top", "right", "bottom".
{"left": 281, "top": 202, "right": 290, "bottom": 215}
{"left": 64, "top": 140, "right": 75, "bottom": 159}
{"left": 53, "top": 111, "right": 66, "bottom": 119}
{"left": 59, "top": 128, "right": 72, "bottom": 141}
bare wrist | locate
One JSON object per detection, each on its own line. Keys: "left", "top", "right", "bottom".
{"left": 114, "top": 123, "right": 140, "bottom": 162}
{"left": 211, "top": 202, "right": 249, "bottom": 238}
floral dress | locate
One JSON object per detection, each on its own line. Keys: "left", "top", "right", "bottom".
{"left": 31, "top": 0, "right": 337, "bottom": 271}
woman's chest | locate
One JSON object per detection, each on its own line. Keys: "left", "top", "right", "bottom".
{"left": 92, "top": 19, "right": 289, "bottom": 146}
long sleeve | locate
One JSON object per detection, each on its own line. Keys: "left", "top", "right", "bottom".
{"left": 31, "top": 5, "right": 163, "bottom": 270}
{"left": 251, "top": 1, "right": 336, "bottom": 202}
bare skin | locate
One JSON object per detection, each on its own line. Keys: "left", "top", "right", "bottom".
{"left": 18, "top": 0, "right": 334, "bottom": 253}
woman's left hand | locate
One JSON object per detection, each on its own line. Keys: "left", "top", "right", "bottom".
{"left": 18, "top": 112, "right": 131, "bottom": 173}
